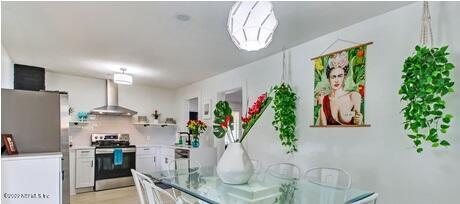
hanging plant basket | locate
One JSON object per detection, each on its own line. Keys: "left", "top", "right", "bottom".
{"left": 399, "top": 2, "right": 455, "bottom": 153}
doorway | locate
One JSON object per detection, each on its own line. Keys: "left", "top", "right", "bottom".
{"left": 188, "top": 97, "right": 198, "bottom": 121}
{"left": 222, "top": 88, "right": 243, "bottom": 145}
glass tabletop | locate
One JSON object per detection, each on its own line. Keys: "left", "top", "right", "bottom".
{"left": 144, "top": 166, "right": 374, "bottom": 204}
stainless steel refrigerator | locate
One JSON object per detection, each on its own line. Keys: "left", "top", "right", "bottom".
{"left": 1, "top": 89, "right": 70, "bottom": 204}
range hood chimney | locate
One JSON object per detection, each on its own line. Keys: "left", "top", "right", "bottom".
{"left": 90, "top": 80, "right": 137, "bottom": 116}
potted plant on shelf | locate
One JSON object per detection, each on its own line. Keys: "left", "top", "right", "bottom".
{"left": 152, "top": 110, "right": 161, "bottom": 124}
{"left": 213, "top": 92, "right": 272, "bottom": 184}
{"left": 187, "top": 119, "right": 207, "bottom": 148}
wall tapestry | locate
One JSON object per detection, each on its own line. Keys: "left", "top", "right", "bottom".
{"left": 311, "top": 42, "right": 372, "bottom": 127}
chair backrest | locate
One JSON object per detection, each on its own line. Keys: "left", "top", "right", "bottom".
{"left": 168, "top": 158, "right": 201, "bottom": 177}
{"left": 304, "top": 167, "right": 352, "bottom": 189}
{"left": 351, "top": 193, "right": 378, "bottom": 204}
{"left": 132, "top": 169, "right": 155, "bottom": 204}
{"left": 141, "top": 179, "right": 179, "bottom": 204}
{"left": 263, "top": 163, "right": 301, "bottom": 183}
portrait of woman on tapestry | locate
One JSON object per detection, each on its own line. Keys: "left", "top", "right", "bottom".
{"left": 312, "top": 45, "right": 367, "bottom": 126}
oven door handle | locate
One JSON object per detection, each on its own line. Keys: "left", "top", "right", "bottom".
{"left": 96, "top": 148, "right": 136, "bottom": 154}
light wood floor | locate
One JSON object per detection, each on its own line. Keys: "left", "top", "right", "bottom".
{"left": 70, "top": 186, "right": 177, "bottom": 204}
{"left": 71, "top": 187, "right": 140, "bottom": 204}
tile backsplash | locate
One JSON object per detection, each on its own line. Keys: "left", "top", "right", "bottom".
{"left": 70, "top": 115, "right": 176, "bottom": 147}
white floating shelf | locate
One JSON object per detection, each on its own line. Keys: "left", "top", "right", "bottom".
{"left": 132, "top": 123, "right": 177, "bottom": 127}
{"left": 69, "top": 121, "right": 89, "bottom": 126}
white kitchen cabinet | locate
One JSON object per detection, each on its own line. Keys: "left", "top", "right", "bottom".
{"left": 2, "top": 152, "right": 62, "bottom": 204}
{"left": 136, "top": 146, "right": 156, "bottom": 173}
{"left": 159, "top": 147, "right": 175, "bottom": 171}
{"left": 75, "top": 149, "right": 95, "bottom": 188}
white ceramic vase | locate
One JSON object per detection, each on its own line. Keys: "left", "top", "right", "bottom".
{"left": 216, "top": 142, "right": 254, "bottom": 184}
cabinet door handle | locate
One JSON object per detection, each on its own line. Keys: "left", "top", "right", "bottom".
{"left": 153, "top": 156, "right": 156, "bottom": 162}
{"left": 91, "top": 160, "right": 93, "bottom": 167}
{"left": 165, "top": 157, "right": 168, "bottom": 163}
{"left": 81, "top": 150, "right": 90, "bottom": 153}
{"left": 144, "top": 148, "right": 150, "bottom": 150}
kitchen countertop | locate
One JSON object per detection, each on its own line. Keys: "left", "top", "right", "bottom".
{"left": 69, "top": 144, "right": 211, "bottom": 150}
{"left": 2, "top": 152, "right": 63, "bottom": 161}
{"left": 134, "top": 144, "right": 206, "bottom": 150}
{"left": 70, "top": 146, "right": 95, "bottom": 150}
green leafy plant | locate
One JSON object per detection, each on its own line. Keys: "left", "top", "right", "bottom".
{"left": 213, "top": 101, "right": 235, "bottom": 141}
{"left": 272, "top": 83, "right": 298, "bottom": 153}
{"left": 399, "top": 45, "right": 455, "bottom": 153}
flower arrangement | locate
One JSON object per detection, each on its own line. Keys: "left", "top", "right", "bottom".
{"left": 214, "top": 91, "right": 273, "bottom": 143}
{"left": 187, "top": 119, "right": 207, "bottom": 139}
{"left": 240, "top": 92, "right": 273, "bottom": 142}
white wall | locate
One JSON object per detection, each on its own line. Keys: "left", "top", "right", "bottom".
{"left": 46, "top": 72, "right": 177, "bottom": 195}
{"left": 45, "top": 72, "right": 177, "bottom": 146}
{"left": 1, "top": 45, "right": 14, "bottom": 89}
{"left": 175, "top": 2, "right": 460, "bottom": 203}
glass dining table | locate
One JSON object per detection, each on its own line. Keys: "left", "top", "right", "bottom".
{"left": 143, "top": 166, "right": 374, "bottom": 204}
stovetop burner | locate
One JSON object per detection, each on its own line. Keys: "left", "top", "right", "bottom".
{"left": 91, "top": 133, "right": 134, "bottom": 148}
{"left": 94, "top": 144, "right": 136, "bottom": 148}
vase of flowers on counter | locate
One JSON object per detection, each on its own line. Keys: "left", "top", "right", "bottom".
{"left": 213, "top": 92, "right": 272, "bottom": 184}
{"left": 187, "top": 119, "right": 207, "bottom": 148}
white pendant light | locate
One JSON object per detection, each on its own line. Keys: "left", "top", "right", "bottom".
{"left": 113, "top": 68, "right": 133, "bottom": 85}
{"left": 227, "top": 1, "right": 278, "bottom": 51}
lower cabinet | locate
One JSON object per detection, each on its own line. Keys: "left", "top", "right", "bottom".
{"left": 2, "top": 153, "right": 62, "bottom": 204}
{"left": 159, "top": 155, "right": 173, "bottom": 171}
{"left": 136, "top": 147, "right": 158, "bottom": 173}
{"left": 75, "top": 149, "right": 95, "bottom": 188}
{"left": 136, "top": 156, "right": 155, "bottom": 173}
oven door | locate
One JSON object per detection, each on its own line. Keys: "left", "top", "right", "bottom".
{"left": 95, "top": 148, "right": 136, "bottom": 180}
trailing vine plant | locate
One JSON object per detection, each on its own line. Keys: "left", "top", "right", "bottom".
{"left": 399, "top": 45, "right": 455, "bottom": 153}
{"left": 272, "top": 83, "right": 298, "bottom": 153}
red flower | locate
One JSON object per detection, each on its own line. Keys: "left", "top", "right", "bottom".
{"left": 357, "top": 49, "right": 365, "bottom": 57}
{"left": 241, "top": 116, "right": 251, "bottom": 123}
{"left": 358, "top": 85, "right": 365, "bottom": 98}
{"left": 220, "top": 115, "right": 232, "bottom": 129}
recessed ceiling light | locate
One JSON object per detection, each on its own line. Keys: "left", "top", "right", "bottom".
{"left": 176, "top": 14, "right": 191, "bottom": 22}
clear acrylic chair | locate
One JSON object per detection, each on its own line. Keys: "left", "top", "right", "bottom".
{"left": 168, "top": 158, "right": 201, "bottom": 177}
{"left": 263, "top": 163, "right": 301, "bottom": 204}
{"left": 263, "top": 163, "right": 301, "bottom": 183}
{"left": 167, "top": 159, "right": 202, "bottom": 204}
{"left": 351, "top": 193, "right": 378, "bottom": 204}
{"left": 141, "top": 179, "right": 182, "bottom": 204}
{"left": 303, "top": 167, "right": 352, "bottom": 189}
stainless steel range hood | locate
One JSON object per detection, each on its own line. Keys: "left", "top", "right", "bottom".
{"left": 90, "top": 80, "right": 137, "bottom": 116}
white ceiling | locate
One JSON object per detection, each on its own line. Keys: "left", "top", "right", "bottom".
{"left": 1, "top": 1, "right": 411, "bottom": 88}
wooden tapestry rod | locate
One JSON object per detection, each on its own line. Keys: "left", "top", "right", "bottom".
{"left": 310, "top": 41, "right": 373, "bottom": 60}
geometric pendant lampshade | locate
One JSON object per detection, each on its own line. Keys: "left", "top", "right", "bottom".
{"left": 227, "top": 1, "right": 278, "bottom": 51}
